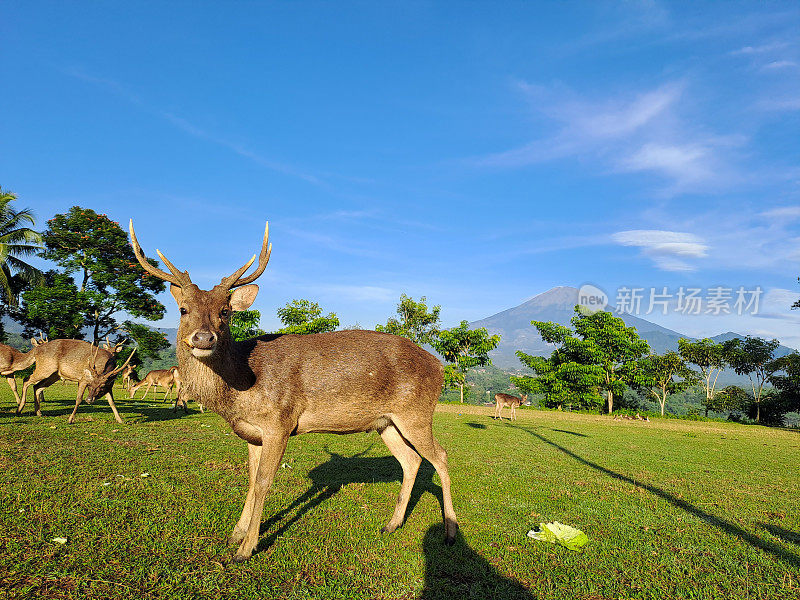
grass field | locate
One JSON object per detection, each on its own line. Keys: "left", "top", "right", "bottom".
{"left": 1, "top": 382, "right": 799, "bottom": 599}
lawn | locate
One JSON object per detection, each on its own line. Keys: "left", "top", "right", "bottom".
{"left": 1, "top": 382, "right": 799, "bottom": 599}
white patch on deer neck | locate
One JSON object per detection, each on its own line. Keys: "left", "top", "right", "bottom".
{"left": 191, "top": 348, "right": 216, "bottom": 359}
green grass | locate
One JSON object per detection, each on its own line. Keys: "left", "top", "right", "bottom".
{"left": 1, "top": 384, "right": 799, "bottom": 599}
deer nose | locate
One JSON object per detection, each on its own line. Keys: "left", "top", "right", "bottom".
{"left": 191, "top": 331, "right": 217, "bottom": 349}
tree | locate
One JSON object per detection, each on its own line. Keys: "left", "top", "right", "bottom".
{"left": 637, "top": 352, "right": 698, "bottom": 416}
{"left": 120, "top": 320, "right": 170, "bottom": 363}
{"left": 39, "top": 207, "right": 166, "bottom": 342}
{"left": 678, "top": 338, "right": 727, "bottom": 417}
{"left": 571, "top": 308, "right": 650, "bottom": 414}
{"left": 16, "top": 271, "right": 86, "bottom": 339}
{"left": 769, "top": 352, "right": 800, "bottom": 416}
{"left": 712, "top": 385, "right": 751, "bottom": 416}
{"left": 513, "top": 321, "right": 605, "bottom": 410}
{"left": 230, "top": 309, "right": 266, "bottom": 341}
{"left": 0, "top": 186, "right": 43, "bottom": 306}
{"left": 376, "top": 294, "right": 441, "bottom": 346}
{"left": 723, "top": 336, "right": 780, "bottom": 423}
{"left": 276, "top": 299, "right": 339, "bottom": 334}
{"left": 432, "top": 321, "right": 500, "bottom": 403}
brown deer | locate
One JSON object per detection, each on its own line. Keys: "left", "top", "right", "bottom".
{"left": 129, "top": 366, "right": 180, "bottom": 401}
{"left": 121, "top": 363, "right": 137, "bottom": 392}
{"left": 0, "top": 343, "right": 37, "bottom": 407}
{"left": 18, "top": 339, "right": 136, "bottom": 423}
{"left": 493, "top": 393, "right": 527, "bottom": 421}
{"left": 129, "top": 220, "right": 458, "bottom": 561}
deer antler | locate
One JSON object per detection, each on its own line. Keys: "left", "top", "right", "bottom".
{"left": 219, "top": 222, "right": 272, "bottom": 290}
{"left": 129, "top": 220, "right": 193, "bottom": 288}
{"left": 107, "top": 345, "right": 138, "bottom": 377}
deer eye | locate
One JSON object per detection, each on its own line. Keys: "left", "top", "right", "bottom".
{"left": 180, "top": 307, "right": 188, "bottom": 315}
{"left": 220, "top": 308, "right": 230, "bottom": 318}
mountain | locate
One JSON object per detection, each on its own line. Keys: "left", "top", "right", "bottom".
{"left": 470, "top": 286, "right": 796, "bottom": 381}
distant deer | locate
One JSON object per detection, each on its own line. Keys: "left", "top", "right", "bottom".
{"left": 0, "top": 343, "right": 37, "bottom": 407}
{"left": 18, "top": 339, "right": 136, "bottom": 423}
{"left": 129, "top": 367, "right": 180, "bottom": 401}
{"left": 129, "top": 220, "right": 457, "bottom": 561}
{"left": 493, "top": 393, "right": 527, "bottom": 421}
{"left": 120, "top": 363, "right": 137, "bottom": 392}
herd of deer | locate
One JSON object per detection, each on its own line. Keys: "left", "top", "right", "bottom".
{"left": 2, "top": 335, "right": 193, "bottom": 424}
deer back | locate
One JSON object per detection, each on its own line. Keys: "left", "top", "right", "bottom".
{"left": 33, "top": 339, "right": 116, "bottom": 383}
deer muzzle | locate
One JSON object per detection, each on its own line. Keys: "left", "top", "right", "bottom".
{"left": 185, "top": 330, "right": 218, "bottom": 357}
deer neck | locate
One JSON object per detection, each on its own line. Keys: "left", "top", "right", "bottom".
{"left": 177, "top": 338, "right": 253, "bottom": 416}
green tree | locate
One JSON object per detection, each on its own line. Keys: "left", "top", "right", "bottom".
{"left": 17, "top": 271, "right": 86, "bottom": 339}
{"left": 0, "top": 186, "right": 43, "bottom": 305}
{"left": 637, "top": 352, "right": 698, "bottom": 416}
{"left": 571, "top": 308, "right": 650, "bottom": 414}
{"left": 432, "top": 321, "right": 500, "bottom": 403}
{"left": 230, "top": 309, "right": 266, "bottom": 341}
{"left": 678, "top": 338, "right": 727, "bottom": 417}
{"left": 120, "top": 320, "right": 170, "bottom": 363}
{"left": 712, "top": 385, "right": 751, "bottom": 416}
{"left": 723, "top": 336, "right": 780, "bottom": 423}
{"left": 276, "top": 299, "right": 339, "bottom": 334}
{"left": 513, "top": 321, "right": 605, "bottom": 410}
{"left": 40, "top": 207, "right": 166, "bottom": 342}
{"left": 769, "top": 352, "right": 800, "bottom": 417}
{"left": 376, "top": 294, "right": 441, "bottom": 346}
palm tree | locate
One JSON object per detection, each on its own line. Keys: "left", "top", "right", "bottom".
{"left": 0, "top": 186, "right": 43, "bottom": 306}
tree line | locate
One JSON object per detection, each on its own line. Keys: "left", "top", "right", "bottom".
{"left": 511, "top": 306, "right": 800, "bottom": 425}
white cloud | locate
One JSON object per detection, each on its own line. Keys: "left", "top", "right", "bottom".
{"left": 477, "top": 80, "right": 742, "bottom": 194}
{"left": 761, "top": 206, "right": 800, "bottom": 221}
{"left": 611, "top": 230, "right": 709, "bottom": 271}
{"left": 762, "top": 60, "right": 799, "bottom": 70}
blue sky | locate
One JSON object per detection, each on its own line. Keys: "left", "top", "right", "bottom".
{"left": 3, "top": 2, "right": 800, "bottom": 347}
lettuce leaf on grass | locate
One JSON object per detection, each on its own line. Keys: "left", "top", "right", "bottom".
{"left": 527, "top": 522, "right": 588, "bottom": 552}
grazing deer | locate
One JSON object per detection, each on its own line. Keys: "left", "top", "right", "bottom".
{"left": 18, "top": 339, "right": 136, "bottom": 423}
{"left": 493, "top": 393, "right": 527, "bottom": 421}
{"left": 0, "top": 343, "right": 37, "bottom": 407}
{"left": 129, "top": 220, "right": 458, "bottom": 561}
{"left": 129, "top": 367, "right": 180, "bottom": 401}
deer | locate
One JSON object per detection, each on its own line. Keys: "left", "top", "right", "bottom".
{"left": 129, "top": 220, "right": 458, "bottom": 561}
{"left": 493, "top": 393, "right": 527, "bottom": 421}
{"left": 120, "top": 363, "right": 137, "bottom": 392}
{"left": 17, "top": 339, "right": 136, "bottom": 424}
{"left": 0, "top": 343, "right": 37, "bottom": 407}
{"left": 129, "top": 366, "right": 181, "bottom": 401}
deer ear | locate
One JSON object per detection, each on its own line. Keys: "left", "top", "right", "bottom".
{"left": 170, "top": 284, "right": 184, "bottom": 304}
{"left": 230, "top": 285, "right": 259, "bottom": 312}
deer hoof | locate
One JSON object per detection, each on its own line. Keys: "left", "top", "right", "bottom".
{"left": 228, "top": 528, "right": 246, "bottom": 546}
{"left": 380, "top": 524, "right": 398, "bottom": 535}
{"left": 444, "top": 520, "right": 458, "bottom": 545}
{"left": 231, "top": 552, "right": 250, "bottom": 563}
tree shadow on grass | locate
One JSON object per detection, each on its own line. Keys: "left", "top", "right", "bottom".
{"left": 255, "top": 449, "right": 443, "bottom": 554}
{"left": 465, "top": 422, "right": 486, "bottom": 429}
{"left": 509, "top": 424, "right": 800, "bottom": 569}
{"left": 759, "top": 522, "right": 800, "bottom": 546}
{"left": 419, "top": 523, "right": 534, "bottom": 600}
{"left": 550, "top": 429, "right": 588, "bottom": 437}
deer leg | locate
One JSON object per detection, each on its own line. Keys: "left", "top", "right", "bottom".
{"left": 6, "top": 376, "right": 21, "bottom": 407}
{"left": 233, "top": 431, "right": 290, "bottom": 562}
{"left": 68, "top": 382, "right": 89, "bottom": 424}
{"left": 379, "top": 423, "right": 422, "bottom": 534}
{"left": 229, "top": 443, "right": 261, "bottom": 546}
{"left": 393, "top": 418, "right": 458, "bottom": 545}
{"left": 104, "top": 392, "right": 124, "bottom": 424}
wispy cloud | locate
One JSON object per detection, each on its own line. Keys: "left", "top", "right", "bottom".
{"left": 762, "top": 60, "right": 799, "bottom": 70}
{"left": 477, "top": 80, "right": 742, "bottom": 195}
{"left": 65, "top": 66, "right": 324, "bottom": 186}
{"left": 611, "top": 230, "right": 709, "bottom": 271}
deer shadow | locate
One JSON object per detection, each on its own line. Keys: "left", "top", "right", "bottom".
{"left": 550, "top": 428, "right": 589, "bottom": 437}
{"left": 508, "top": 424, "right": 800, "bottom": 569}
{"left": 0, "top": 390, "right": 196, "bottom": 424}
{"left": 759, "top": 522, "right": 800, "bottom": 546}
{"left": 419, "top": 523, "right": 534, "bottom": 600}
{"left": 255, "top": 449, "right": 442, "bottom": 553}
